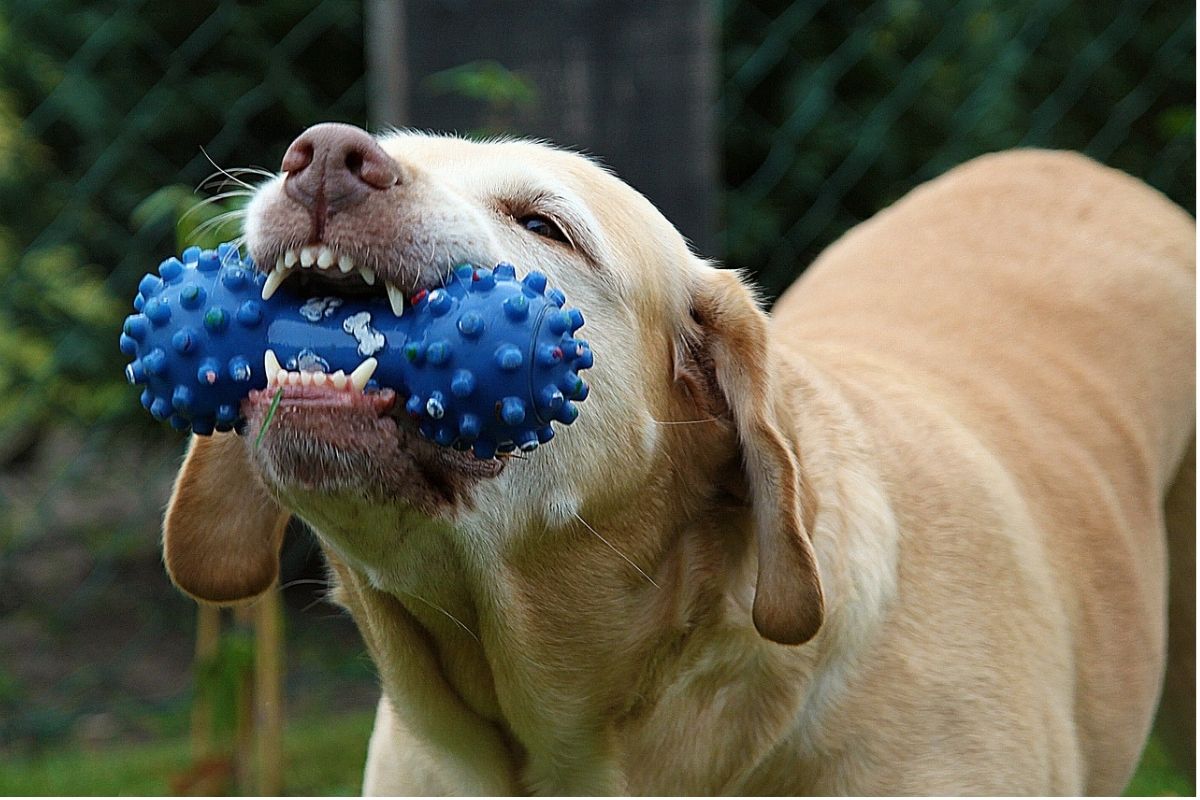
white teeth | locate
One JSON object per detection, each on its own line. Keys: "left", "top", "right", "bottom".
{"left": 265, "top": 365, "right": 359, "bottom": 392}
{"left": 264, "top": 350, "right": 282, "bottom": 379}
{"left": 278, "top": 247, "right": 371, "bottom": 281}
{"left": 350, "top": 358, "right": 378, "bottom": 392}
{"left": 261, "top": 267, "right": 291, "bottom": 300}
{"left": 385, "top": 283, "right": 405, "bottom": 317}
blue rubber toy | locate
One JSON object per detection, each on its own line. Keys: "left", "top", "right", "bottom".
{"left": 120, "top": 243, "right": 592, "bottom": 459}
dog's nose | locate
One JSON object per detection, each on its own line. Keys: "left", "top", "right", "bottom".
{"left": 281, "top": 123, "right": 400, "bottom": 217}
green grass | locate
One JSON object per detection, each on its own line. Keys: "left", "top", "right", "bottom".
{"left": 1126, "top": 735, "right": 1195, "bottom": 797}
{"left": 0, "top": 711, "right": 375, "bottom": 796}
{"left": 0, "top": 714, "right": 1191, "bottom": 795}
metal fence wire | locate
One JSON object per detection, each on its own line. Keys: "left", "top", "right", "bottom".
{"left": 0, "top": 0, "right": 372, "bottom": 754}
{"left": 0, "top": 0, "right": 1194, "bottom": 759}
{"left": 721, "top": 0, "right": 1196, "bottom": 298}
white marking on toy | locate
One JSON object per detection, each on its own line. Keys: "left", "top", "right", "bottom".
{"left": 343, "top": 312, "right": 385, "bottom": 357}
{"left": 299, "top": 296, "right": 344, "bottom": 322}
{"left": 296, "top": 349, "right": 330, "bottom": 373}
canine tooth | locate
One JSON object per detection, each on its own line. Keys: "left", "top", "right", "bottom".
{"left": 284, "top": 249, "right": 298, "bottom": 267}
{"left": 359, "top": 267, "right": 376, "bottom": 285}
{"left": 338, "top": 254, "right": 354, "bottom": 273}
{"left": 264, "top": 349, "right": 282, "bottom": 379}
{"left": 350, "top": 358, "right": 378, "bottom": 392}
{"left": 300, "top": 246, "right": 316, "bottom": 267}
{"left": 275, "top": 255, "right": 285, "bottom": 270}
{"left": 261, "top": 267, "right": 291, "bottom": 300}
{"left": 385, "top": 283, "right": 406, "bottom": 317}
{"left": 317, "top": 246, "right": 334, "bottom": 268}
{"left": 288, "top": 371, "right": 302, "bottom": 386}
{"left": 312, "top": 371, "right": 327, "bottom": 386}
{"left": 330, "top": 370, "right": 347, "bottom": 390}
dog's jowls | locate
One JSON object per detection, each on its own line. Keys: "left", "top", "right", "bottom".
{"left": 162, "top": 127, "right": 1195, "bottom": 795}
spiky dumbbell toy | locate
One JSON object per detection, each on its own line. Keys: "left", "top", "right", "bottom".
{"left": 120, "top": 243, "right": 592, "bottom": 459}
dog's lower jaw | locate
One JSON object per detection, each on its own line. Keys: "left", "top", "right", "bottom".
{"left": 242, "top": 393, "right": 501, "bottom": 513}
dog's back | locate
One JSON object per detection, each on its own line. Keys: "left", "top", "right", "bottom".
{"left": 772, "top": 150, "right": 1195, "bottom": 791}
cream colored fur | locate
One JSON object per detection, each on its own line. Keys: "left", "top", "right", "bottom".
{"left": 164, "top": 138, "right": 1195, "bottom": 795}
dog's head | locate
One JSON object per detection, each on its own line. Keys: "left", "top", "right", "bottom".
{"left": 163, "top": 124, "right": 822, "bottom": 645}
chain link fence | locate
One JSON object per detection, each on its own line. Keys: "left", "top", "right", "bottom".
{"left": 0, "top": 0, "right": 1193, "bottom": 774}
{"left": 0, "top": 0, "right": 375, "bottom": 757}
{"left": 721, "top": 0, "right": 1195, "bottom": 297}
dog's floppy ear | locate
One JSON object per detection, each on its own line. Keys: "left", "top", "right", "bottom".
{"left": 679, "top": 266, "right": 824, "bottom": 645}
{"left": 163, "top": 432, "right": 290, "bottom": 604}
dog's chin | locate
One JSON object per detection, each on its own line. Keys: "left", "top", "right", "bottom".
{"left": 241, "top": 384, "right": 503, "bottom": 514}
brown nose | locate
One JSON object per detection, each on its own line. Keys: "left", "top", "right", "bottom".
{"left": 280, "top": 123, "right": 400, "bottom": 221}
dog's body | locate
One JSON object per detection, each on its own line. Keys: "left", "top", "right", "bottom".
{"left": 766, "top": 152, "right": 1194, "bottom": 794}
{"left": 163, "top": 134, "right": 1194, "bottom": 794}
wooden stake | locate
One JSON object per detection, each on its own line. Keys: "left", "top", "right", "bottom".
{"left": 233, "top": 604, "right": 254, "bottom": 793}
{"left": 254, "top": 585, "right": 285, "bottom": 795}
{"left": 190, "top": 604, "right": 221, "bottom": 759}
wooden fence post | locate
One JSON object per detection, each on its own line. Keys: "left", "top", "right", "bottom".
{"left": 232, "top": 604, "right": 255, "bottom": 793}
{"left": 367, "top": 0, "right": 717, "bottom": 254}
{"left": 185, "top": 586, "right": 286, "bottom": 795}
{"left": 190, "top": 604, "right": 221, "bottom": 759}
{"left": 254, "top": 584, "right": 285, "bottom": 795}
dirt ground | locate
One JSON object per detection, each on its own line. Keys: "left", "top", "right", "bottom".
{"left": 0, "top": 425, "right": 378, "bottom": 755}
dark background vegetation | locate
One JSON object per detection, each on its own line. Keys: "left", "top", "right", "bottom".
{"left": 0, "top": 0, "right": 1193, "bottom": 794}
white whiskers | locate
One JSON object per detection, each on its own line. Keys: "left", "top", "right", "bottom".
{"left": 193, "top": 207, "right": 249, "bottom": 239}
{"left": 401, "top": 590, "right": 481, "bottom": 643}
{"left": 572, "top": 511, "right": 659, "bottom": 589}
{"left": 199, "top": 147, "right": 261, "bottom": 191}
{"left": 648, "top": 416, "right": 725, "bottom": 426}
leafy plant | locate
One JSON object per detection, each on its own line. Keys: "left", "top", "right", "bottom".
{"left": 0, "top": 0, "right": 366, "bottom": 455}
{"left": 423, "top": 59, "right": 539, "bottom": 136}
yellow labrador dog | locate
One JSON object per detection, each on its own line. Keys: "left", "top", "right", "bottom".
{"left": 163, "top": 125, "right": 1195, "bottom": 794}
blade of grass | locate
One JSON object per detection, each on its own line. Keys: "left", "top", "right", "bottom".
{"left": 255, "top": 388, "right": 284, "bottom": 448}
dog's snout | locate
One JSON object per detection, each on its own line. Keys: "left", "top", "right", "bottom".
{"left": 281, "top": 123, "right": 401, "bottom": 223}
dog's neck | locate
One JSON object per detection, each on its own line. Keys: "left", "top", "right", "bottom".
{"left": 307, "top": 351, "right": 899, "bottom": 793}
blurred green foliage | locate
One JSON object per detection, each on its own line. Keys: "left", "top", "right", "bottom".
{"left": 722, "top": 0, "right": 1196, "bottom": 296}
{"left": 0, "top": 0, "right": 374, "bottom": 760}
{"left": 0, "top": 0, "right": 366, "bottom": 454}
{"left": 194, "top": 628, "right": 256, "bottom": 741}
{"left": 423, "top": 59, "right": 540, "bottom": 136}
{"left": 0, "top": 709, "right": 376, "bottom": 795}
{"left": 424, "top": 60, "right": 538, "bottom": 113}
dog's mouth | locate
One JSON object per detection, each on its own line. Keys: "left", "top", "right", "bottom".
{"left": 259, "top": 242, "right": 415, "bottom": 315}
{"left": 242, "top": 239, "right": 504, "bottom": 507}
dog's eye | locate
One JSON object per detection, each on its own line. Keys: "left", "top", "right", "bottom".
{"left": 518, "top": 214, "right": 568, "bottom": 243}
